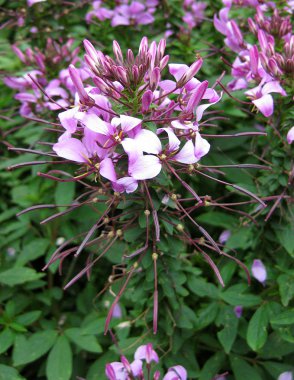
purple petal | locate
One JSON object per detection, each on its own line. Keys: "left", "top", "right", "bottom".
{"left": 163, "top": 365, "right": 187, "bottom": 380}
{"left": 251, "top": 259, "right": 267, "bottom": 283}
{"left": 158, "top": 80, "right": 177, "bottom": 92}
{"left": 113, "top": 176, "right": 138, "bottom": 193}
{"left": 234, "top": 305, "right": 243, "bottom": 318}
{"left": 15, "top": 92, "right": 37, "bottom": 103}
{"left": 53, "top": 138, "right": 89, "bottom": 163}
{"left": 119, "top": 115, "right": 142, "bottom": 133}
{"left": 100, "top": 158, "right": 116, "bottom": 182}
{"left": 278, "top": 372, "right": 293, "bottom": 380}
{"left": 111, "top": 15, "right": 130, "bottom": 26}
{"left": 157, "top": 127, "right": 180, "bottom": 152}
{"left": 194, "top": 132, "right": 210, "bottom": 161}
{"left": 121, "top": 138, "right": 142, "bottom": 165}
{"left": 78, "top": 113, "right": 110, "bottom": 135}
{"left": 169, "top": 64, "right": 189, "bottom": 81}
{"left": 130, "top": 155, "right": 162, "bottom": 180}
{"left": 173, "top": 140, "right": 197, "bottom": 164}
{"left": 287, "top": 127, "right": 294, "bottom": 144}
{"left": 112, "top": 303, "right": 122, "bottom": 318}
{"left": 262, "top": 81, "right": 287, "bottom": 96}
{"left": 219, "top": 230, "right": 231, "bottom": 244}
{"left": 130, "top": 359, "right": 143, "bottom": 376}
{"left": 58, "top": 107, "right": 78, "bottom": 133}
{"left": 134, "top": 129, "right": 162, "bottom": 154}
{"left": 253, "top": 94, "right": 273, "bottom": 117}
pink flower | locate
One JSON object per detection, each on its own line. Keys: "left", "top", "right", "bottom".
{"left": 134, "top": 343, "right": 159, "bottom": 364}
{"left": 163, "top": 365, "right": 187, "bottom": 380}
{"left": 245, "top": 81, "right": 286, "bottom": 117}
{"left": 111, "top": 2, "right": 154, "bottom": 27}
{"left": 251, "top": 259, "right": 267, "bottom": 284}
{"left": 287, "top": 127, "right": 294, "bottom": 144}
{"left": 53, "top": 135, "right": 116, "bottom": 182}
{"left": 123, "top": 127, "right": 206, "bottom": 180}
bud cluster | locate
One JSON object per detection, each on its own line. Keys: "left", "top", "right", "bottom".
{"left": 214, "top": 1, "right": 293, "bottom": 117}
{"left": 4, "top": 38, "right": 89, "bottom": 117}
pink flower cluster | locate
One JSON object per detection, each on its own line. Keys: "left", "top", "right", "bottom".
{"left": 4, "top": 39, "right": 89, "bottom": 117}
{"left": 105, "top": 343, "right": 187, "bottom": 380}
{"left": 86, "top": 0, "right": 158, "bottom": 27}
{"left": 52, "top": 36, "right": 220, "bottom": 193}
{"left": 214, "top": 1, "right": 293, "bottom": 117}
{"left": 182, "top": 0, "right": 207, "bottom": 30}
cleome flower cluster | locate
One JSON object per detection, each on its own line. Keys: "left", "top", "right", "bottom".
{"left": 214, "top": 0, "right": 293, "bottom": 118}
{"left": 105, "top": 343, "right": 187, "bottom": 380}
{"left": 52, "top": 36, "right": 221, "bottom": 193}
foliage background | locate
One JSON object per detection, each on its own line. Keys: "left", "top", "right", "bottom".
{"left": 0, "top": 1, "right": 293, "bottom": 379}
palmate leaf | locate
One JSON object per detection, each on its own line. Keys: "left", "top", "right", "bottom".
{"left": 13, "top": 330, "right": 58, "bottom": 366}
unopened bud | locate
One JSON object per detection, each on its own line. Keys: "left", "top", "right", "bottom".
{"left": 152, "top": 252, "right": 158, "bottom": 260}
{"left": 171, "top": 193, "right": 177, "bottom": 201}
{"left": 113, "top": 40, "right": 123, "bottom": 63}
{"left": 199, "top": 237, "right": 205, "bottom": 245}
{"left": 188, "top": 164, "right": 194, "bottom": 172}
{"left": 144, "top": 209, "right": 151, "bottom": 216}
{"left": 108, "top": 231, "right": 115, "bottom": 238}
{"left": 176, "top": 224, "right": 184, "bottom": 232}
{"left": 116, "top": 229, "right": 123, "bottom": 237}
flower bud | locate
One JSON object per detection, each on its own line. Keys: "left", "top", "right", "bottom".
{"left": 69, "top": 64, "right": 92, "bottom": 104}
{"left": 251, "top": 259, "right": 267, "bottom": 284}
{"left": 149, "top": 67, "right": 160, "bottom": 91}
{"left": 113, "top": 40, "right": 123, "bottom": 63}
{"left": 83, "top": 39, "right": 98, "bottom": 62}
{"left": 142, "top": 90, "right": 153, "bottom": 112}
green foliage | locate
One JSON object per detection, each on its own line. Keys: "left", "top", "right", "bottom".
{"left": 0, "top": 0, "right": 293, "bottom": 379}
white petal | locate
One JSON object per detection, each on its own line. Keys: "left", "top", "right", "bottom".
{"left": 130, "top": 155, "right": 162, "bottom": 180}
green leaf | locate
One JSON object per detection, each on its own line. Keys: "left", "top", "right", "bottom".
{"left": 46, "top": 335, "right": 72, "bottom": 380}
{"left": 195, "top": 303, "right": 219, "bottom": 330}
{"left": 65, "top": 328, "right": 102, "bottom": 353}
{"left": 0, "top": 267, "right": 44, "bottom": 286}
{"left": 13, "top": 330, "right": 58, "bottom": 366}
{"left": 188, "top": 276, "right": 220, "bottom": 299}
{"left": 261, "top": 361, "right": 294, "bottom": 378}
{"left": 196, "top": 211, "right": 236, "bottom": 229}
{"left": 230, "top": 356, "right": 263, "bottom": 380}
{"left": 16, "top": 239, "right": 49, "bottom": 266}
{"left": 15, "top": 310, "right": 42, "bottom": 326}
{"left": 54, "top": 182, "right": 75, "bottom": 209}
{"left": 0, "top": 329, "right": 15, "bottom": 355}
{"left": 199, "top": 352, "right": 226, "bottom": 380}
{"left": 221, "top": 285, "right": 261, "bottom": 306}
{"left": 278, "top": 274, "right": 294, "bottom": 306}
{"left": 270, "top": 309, "right": 294, "bottom": 326}
{"left": 247, "top": 305, "right": 268, "bottom": 351}
{"left": 81, "top": 317, "right": 105, "bottom": 335}
{"left": 0, "top": 365, "right": 24, "bottom": 380}
{"left": 217, "top": 309, "right": 238, "bottom": 354}
{"left": 274, "top": 225, "right": 294, "bottom": 257}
